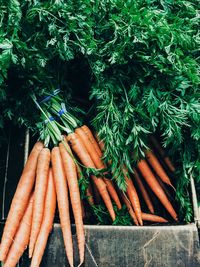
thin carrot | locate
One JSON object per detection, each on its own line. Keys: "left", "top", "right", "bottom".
{"left": 156, "top": 177, "right": 174, "bottom": 202}
{"left": 29, "top": 148, "right": 51, "bottom": 258}
{"left": 137, "top": 159, "right": 178, "bottom": 221}
{"left": 30, "top": 169, "right": 56, "bottom": 267}
{"left": 133, "top": 169, "right": 155, "bottom": 214}
{"left": 59, "top": 140, "right": 85, "bottom": 266}
{"left": 95, "top": 133, "right": 105, "bottom": 152}
{"left": 4, "top": 194, "right": 34, "bottom": 267}
{"left": 142, "top": 213, "right": 168, "bottom": 223}
{"left": 67, "top": 132, "right": 116, "bottom": 221}
{"left": 120, "top": 192, "right": 139, "bottom": 225}
{"left": 145, "top": 150, "right": 175, "bottom": 190}
{"left": 149, "top": 136, "right": 175, "bottom": 172}
{"left": 51, "top": 147, "right": 74, "bottom": 267}
{"left": 0, "top": 141, "right": 44, "bottom": 261}
{"left": 75, "top": 128, "right": 122, "bottom": 210}
{"left": 81, "top": 125, "right": 103, "bottom": 157}
{"left": 123, "top": 170, "right": 143, "bottom": 225}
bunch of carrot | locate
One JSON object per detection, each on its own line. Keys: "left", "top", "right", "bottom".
{"left": 0, "top": 136, "right": 85, "bottom": 267}
{"left": 0, "top": 92, "right": 178, "bottom": 266}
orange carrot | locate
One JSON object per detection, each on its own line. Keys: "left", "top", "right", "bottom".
{"left": 75, "top": 128, "right": 122, "bottom": 210}
{"left": 123, "top": 170, "right": 143, "bottom": 225}
{"left": 145, "top": 150, "right": 175, "bottom": 190}
{"left": 137, "top": 159, "right": 178, "bottom": 221}
{"left": 133, "top": 169, "right": 155, "bottom": 214}
{"left": 95, "top": 134, "right": 105, "bottom": 152}
{"left": 30, "top": 169, "right": 56, "bottom": 267}
{"left": 81, "top": 125, "right": 103, "bottom": 157}
{"left": 51, "top": 147, "right": 74, "bottom": 267}
{"left": 149, "top": 136, "right": 175, "bottom": 172}
{"left": 59, "top": 140, "right": 85, "bottom": 266}
{"left": 142, "top": 213, "right": 168, "bottom": 223}
{"left": 67, "top": 132, "right": 116, "bottom": 221}
{"left": 120, "top": 192, "right": 139, "bottom": 225}
{"left": 0, "top": 141, "right": 44, "bottom": 261}
{"left": 29, "top": 148, "right": 51, "bottom": 258}
{"left": 4, "top": 194, "right": 34, "bottom": 267}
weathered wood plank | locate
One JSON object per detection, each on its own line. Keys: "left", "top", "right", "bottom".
{"left": 38, "top": 223, "right": 200, "bottom": 267}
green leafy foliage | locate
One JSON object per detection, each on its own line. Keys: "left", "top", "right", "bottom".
{"left": 0, "top": 0, "right": 199, "bottom": 222}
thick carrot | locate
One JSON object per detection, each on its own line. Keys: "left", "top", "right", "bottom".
{"left": 145, "top": 150, "right": 175, "bottom": 190}
{"left": 0, "top": 141, "right": 44, "bottom": 261}
{"left": 59, "top": 140, "right": 85, "bottom": 266}
{"left": 133, "top": 169, "right": 155, "bottom": 214}
{"left": 4, "top": 194, "right": 34, "bottom": 267}
{"left": 51, "top": 147, "right": 74, "bottom": 267}
{"left": 75, "top": 128, "right": 122, "bottom": 210}
{"left": 149, "top": 136, "right": 175, "bottom": 172}
{"left": 30, "top": 169, "right": 56, "bottom": 267}
{"left": 81, "top": 125, "right": 103, "bottom": 157}
{"left": 29, "top": 148, "right": 51, "bottom": 258}
{"left": 123, "top": 170, "right": 143, "bottom": 226}
{"left": 67, "top": 132, "right": 116, "bottom": 221}
{"left": 137, "top": 159, "right": 178, "bottom": 221}
{"left": 142, "top": 213, "right": 168, "bottom": 223}
{"left": 120, "top": 192, "right": 139, "bottom": 225}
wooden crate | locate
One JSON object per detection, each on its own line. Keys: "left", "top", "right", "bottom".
{"left": 0, "top": 128, "right": 199, "bottom": 267}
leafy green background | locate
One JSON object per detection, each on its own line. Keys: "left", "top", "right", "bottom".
{"left": 0, "top": 0, "right": 199, "bottom": 221}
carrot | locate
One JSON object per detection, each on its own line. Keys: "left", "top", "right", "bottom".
{"left": 120, "top": 192, "right": 139, "bottom": 225}
{"left": 123, "top": 170, "right": 143, "bottom": 225}
{"left": 0, "top": 141, "right": 44, "bottom": 261}
{"left": 145, "top": 150, "right": 175, "bottom": 190}
{"left": 30, "top": 169, "right": 56, "bottom": 267}
{"left": 67, "top": 132, "right": 116, "bottom": 221}
{"left": 81, "top": 125, "right": 103, "bottom": 157}
{"left": 4, "top": 194, "right": 34, "bottom": 267}
{"left": 133, "top": 169, "right": 155, "bottom": 214}
{"left": 77, "top": 165, "right": 94, "bottom": 206}
{"left": 137, "top": 159, "right": 178, "bottom": 221}
{"left": 51, "top": 147, "right": 74, "bottom": 267}
{"left": 75, "top": 128, "right": 122, "bottom": 210}
{"left": 149, "top": 136, "right": 175, "bottom": 172}
{"left": 29, "top": 148, "right": 51, "bottom": 258}
{"left": 142, "top": 213, "right": 168, "bottom": 223}
{"left": 59, "top": 140, "right": 85, "bottom": 266}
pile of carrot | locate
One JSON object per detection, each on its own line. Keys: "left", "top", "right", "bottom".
{"left": 0, "top": 121, "right": 178, "bottom": 266}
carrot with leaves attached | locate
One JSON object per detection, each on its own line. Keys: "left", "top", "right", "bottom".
{"left": 30, "top": 169, "right": 56, "bottom": 267}
{"left": 51, "top": 147, "right": 74, "bottom": 267}
{"left": 29, "top": 147, "right": 51, "bottom": 258}
{"left": 149, "top": 136, "right": 175, "bottom": 172}
{"left": 145, "top": 150, "right": 175, "bottom": 190}
{"left": 81, "top": 125, "right": 102, "bottom": 157}
{"left": 0, "top": 141, "right": 44, "bottom": 262}
{"left": 75, "top": 127, "right": 122, "bottom": 210}
{"left": 123, "top": 169, "right": 143, "bottom": 225}
{"left": 142, "top": 213, "right": 168, "bottom": 223}
{"left": 133, "top": 169, "right": 154, "bottom": 214}
{"left": 3, "top": 194, "right": 34, "bottom": 267}
{"left": 59, "top": 139, "right": 85, "bottom": 266}
{"left": 137, "top": 159, "right": 178, "bottom": 221}
{"left": 120, "top": 191, "right": 139, "bottom": 225}
{"left": 67, "top": 132, "right": 116, "bottom": 221}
